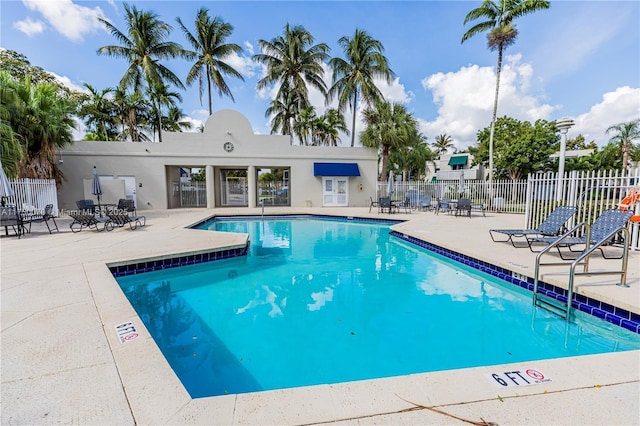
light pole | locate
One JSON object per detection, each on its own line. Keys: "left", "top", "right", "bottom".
{"left": 555, "top": 118, "right": 575, "bottom": 202}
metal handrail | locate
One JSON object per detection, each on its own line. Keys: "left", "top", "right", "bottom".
{"left": 533, "top": 222, "right": 631, "bottom": 321}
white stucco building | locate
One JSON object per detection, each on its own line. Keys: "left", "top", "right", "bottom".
{"left": 58, "top": 110, "right": 378, "bottom": 211}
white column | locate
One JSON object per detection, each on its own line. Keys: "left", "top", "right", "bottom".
{"left": 247, "top": 166, "right": 256, "bottom": 208}
{"left": 206, "top": 165, "right": 214, "bottom": 209}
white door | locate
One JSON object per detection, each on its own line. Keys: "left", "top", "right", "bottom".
{"left": 322, "top": 177, "right": 349, "bottom": 206}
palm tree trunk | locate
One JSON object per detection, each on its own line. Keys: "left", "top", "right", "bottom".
{"left": 156, "top": 100, "right": 163, "bottom": 143}
{"left": 350, "top": 91, "right": 358, "bottom": 147}
{"left": 487, "top": 45, "right": 504, "bottom": 200}
{"left": 623, "top": 142, "right": 629, "bottom": 172}
{"left": 206, "top": 65, "right": 213, "bottom": 116}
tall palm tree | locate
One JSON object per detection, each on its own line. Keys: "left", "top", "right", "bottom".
{"left": 433, "top": 134, "right": 454, "bottom": 157}
{"left": 329, "top": 28, "right": 394, "bottom": 147}
{"left": 254, "top": 23, "right": 329, "bottom": 128}
{"left": 606, "top": 119, "right": 640, "bottom": 172}
{"left": 462, "top": 0, "right": 550, "bottom": 183}
{"left": 177, "top": 8, "right": 245, "bottom": 116}
{"left": 360, "top": 100, "right": 417, "bottom": 182}
{"left": 113, "top": 88, "right": 151, "bottom": 142}
{"left": 294, "top": 106, "right": 317, "bottom": 146}
{"left": 97, "top": 3, "right": 189, "bottom": 142}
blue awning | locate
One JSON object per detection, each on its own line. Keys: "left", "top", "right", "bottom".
{"left": 313, "top": 162, "right": 360, "bottom": 177}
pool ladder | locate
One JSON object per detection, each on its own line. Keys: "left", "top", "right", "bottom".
{"left": 532, "top": 223, "right": 630, "bottom": 321}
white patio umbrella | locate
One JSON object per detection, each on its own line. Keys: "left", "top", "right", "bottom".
{"left": 0, "top": 161, "right": 15, "bottom": 205}
{"left": 91, "top": 166, "right": 103, "bottom": 214}
{"left": 387, "top": 170, "right": 394, "bottom": 196}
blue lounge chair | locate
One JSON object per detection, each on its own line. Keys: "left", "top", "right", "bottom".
{"left": 489, "top": 206, "right": 577, "bottom": 249}
{"left": 529, "top": 209, "right": 634, "bottom": 259}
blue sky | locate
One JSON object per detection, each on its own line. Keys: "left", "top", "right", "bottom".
{"left": 2, "top": 0, "right": 639, "bottom": 149}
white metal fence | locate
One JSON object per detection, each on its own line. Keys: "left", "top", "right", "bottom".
{"left": 526, "top": 168, "right": 640, "bottom": 250}
{"left": 376, "top": 179, "right": 528, "bottom": 213}
{"left": 5, "top": 178, "right": 58, "bottom": 216}
{"left": 176, "top": 181, "right": 207, "bottom": 207}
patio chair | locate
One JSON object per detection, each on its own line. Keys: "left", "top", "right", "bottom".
{"left": 1, "top": 206, "right": 24, "bottom": 238}
{"left": 369, "top": 196, "right": 380, "bottom": 213}
{"left": 489, "top": 205, "right": 577, "bottom": 249}
{"left": 419, "top": 195, "right": 433, "bottom": 211}
{"left": 378, "top": 197, "right": 392, "bottom": 214}
{"left": 68, "top": 211, "right": 109, "bottom": 233}
{"left": 106, "top": 211, "right": 146, "bottom": 230}
{"left": 434, "top": 198, "right": 453, "bottom": 215}
{"left": 76, "top": 199, "right": 96, "bottom": 214}
{"left": 455, "top": 198, "right": 472, "bottom": 217}
{"left": 395, "top": 196, "right": 412, "bottom": 214}
{"left": 528, "top": 209, "right": 634, "bottom": 260}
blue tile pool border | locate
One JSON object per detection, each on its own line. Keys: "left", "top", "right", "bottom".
{"left": 390, "top": 231, "right": 640, "bottom": 334}
{"left": 108, "top": 244, "right": 249, "bottom": 278}
{"left": 190, "top": 213, "right": 405, "bottom": 229}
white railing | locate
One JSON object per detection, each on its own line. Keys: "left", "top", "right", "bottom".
{"left": 526, "top": 168, "right": 640, "bottom": 250}
{"left": 4, "top": 178, "right": 58, "bottom": 216}
{"left": 176, "top": 181, "right": 207, "bottom": 207}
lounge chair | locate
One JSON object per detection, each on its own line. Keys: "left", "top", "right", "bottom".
{"left": 26, "top": 204, "right": 59, "bottom": 234}
{"left": 394, "top": 196, "right": 412, "bottom": 213}
{"left": 489, "top": 205, "right": 577, "bottom": 249}
{"left": 1, "top": 206, "right": 24, "bottom": 238}
{"left": 106, "top": 211, "right": 146, "bottom": 230}
{"left": 455, "top": 198, "right": 472, "bottom": 217}
{"left": 69, "top": 211, "right": 109, "bottom": 233}
{"left": 117, "top": 198, "right": 136, "bottom": 216}
{"left": 369, "top": 196, "right": 379, "bottom": 213}
{"left": 76, "top": 199, "right": 97, "bottom": 214}
{"left": 529, "top": 209, "right": 634, "bottom": 260}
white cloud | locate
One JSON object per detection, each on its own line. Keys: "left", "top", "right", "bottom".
{"left": 243, "top": 40, "right": 255, "bottom": 56}
{"left": 572, "top": 87, "right": 640, "bottom": 147}
{"left": 225, "top": 52, "right": 260, "bottom": 79}
{"left": 13, "top": 17, "right": 45, "bottom": 36}
{"left": 52, "top": 72, "right": 87, "bottom": 93}
{"left": 22, "top": 0, "right": 107, "bottom": 42}
{"left": 419, "top": 55, "right": 557, "bottom": 150}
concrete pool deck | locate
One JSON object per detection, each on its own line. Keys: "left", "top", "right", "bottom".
{"left": 1, "top": 207, "right": 639, "bottom": 425}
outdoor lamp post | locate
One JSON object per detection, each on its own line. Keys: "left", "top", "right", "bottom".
{"left": 555, "top": 118, "right": 575, "bottom": 202}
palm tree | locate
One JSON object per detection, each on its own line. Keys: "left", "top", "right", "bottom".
{"left": 254, "top": 24, "right": 329, "bottom": 126}
{"left": 462, "top": 0, "right": 550, "bottom": 183}
{"left": 177, "top": 8, "right": 245, "bottom": 116}
{"left": 360, "top": 100, "right": 417, "bottom": 182}
{"left": 13, "top": 77, "right": 76, "bottom": 185}
{"left": 0, "top": 71, "right": 24, "bottom": 177}
{"left": 433, "top": 134, "right": 454, "bottom": 157}
{"left": 97, "top": 3, "right": 189, "bottom": 142}
{"left": 329, "top": 28, "right": 394, "bottom": 147}
{"left": 112, "top": 88, "right": 151, "bottom": 142}
{"left": 264, "top": 88, "right": 301, "bottom": 144}
{"left": 147, "top": 81, "right": 182, "bottom": 141}
{"left": 606, "top": 119, "right": 640, "bottom": 172}
{"left": 163, "top": 105, "right": 193, "bottom": 132}
{"left": 294, "top": 106, "right": 317, "bottom": 146}
{"left": 316, "top": 108, "right": 349, "bottom": 146}
{"left": 78, "top": 83, "right": 116, "bottom": 141}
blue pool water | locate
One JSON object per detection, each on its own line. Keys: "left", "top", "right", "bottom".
{"left": 116, "top": 217, "right": 640, "bottom": 398}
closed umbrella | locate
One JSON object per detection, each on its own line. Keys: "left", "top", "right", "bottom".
{"left": 387, "top": 170, "right": 394, "bottom": 196}
{"left": 458, "top": 171, "right": 465, "bottom": 196}
{"left": 0, "top": 161, "right": 15, "bottom": 205}
{"left": 91, "top": 166, "right": 103, "bottom": 215}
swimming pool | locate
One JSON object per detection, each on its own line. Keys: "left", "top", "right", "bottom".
{"left": 115, "top": 216, "right": 640, "bottom": 398}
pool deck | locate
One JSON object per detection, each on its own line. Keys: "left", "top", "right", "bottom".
{"left": 1, "top": 207, "right": 639, "bottom": 425}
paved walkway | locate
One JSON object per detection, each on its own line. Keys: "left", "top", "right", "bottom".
{"left": 1, "top": 208, "right": 638, "bottom": 425}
